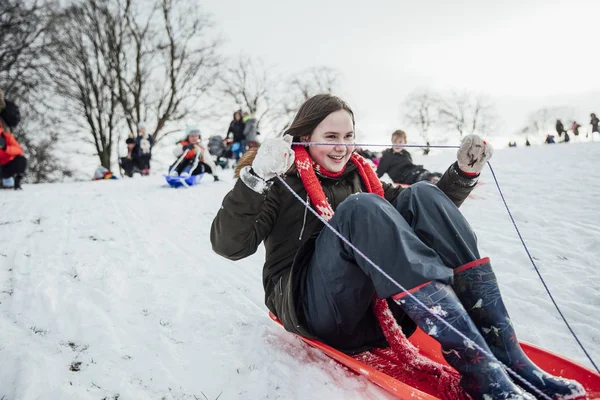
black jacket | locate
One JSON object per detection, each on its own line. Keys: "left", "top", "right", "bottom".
{"left": 211, "top": 162, "right": 476, "bottom": 342}
{"left": 376, "top": 149, "right": 419, "bottom": 182}
{"left": 226, "top": 120, "right": 246, "bottom": 142}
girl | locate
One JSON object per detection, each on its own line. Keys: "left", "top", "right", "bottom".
{"left": 210, "top": 94, "right": 583, "bottom": 400}
{"left": 170, "top": 126, "right": 219, "bottom": 181}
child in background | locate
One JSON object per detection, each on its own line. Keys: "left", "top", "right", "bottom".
{"left": 170, "top": 126, "right": 219, "bottom": 181}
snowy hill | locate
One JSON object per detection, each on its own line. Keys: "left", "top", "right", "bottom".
{"left": 1, "top": 142, "right": 599, "bottom": 400}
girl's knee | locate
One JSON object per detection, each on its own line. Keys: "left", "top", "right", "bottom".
{"left": 404, "top": 181, "right": 442, "bottom": 198}
{"left": 336, "top": 193, "right": 386, "bottom": 215}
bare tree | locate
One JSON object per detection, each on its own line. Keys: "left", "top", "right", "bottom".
{"left": 113, "top": 0, "right": 222, "bottom": 143}
{"left": 527, "top": 108, "right": 554, "bottom": 135}
{"left": 49, "top": 0, "right": 122, "bottom": 169}
{"left": 438, "top": 91, "right": 496, "bottom": 138}
{"left": 1, "top": 0, "right": 73, "bottom": 182}
{"left": 289, "top": 66, "right": 340, "bottom": 101}
{"left": 403, "top": 90, "right": 439, "bottom": 153}
{"left": 219, "top": 55, "right": 277, "bottom": 130}
{"left": 276, "top": 66, "right": 342, "bottom": 134}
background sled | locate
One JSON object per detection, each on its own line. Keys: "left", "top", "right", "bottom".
{"left": 164, "top": 173, "right": 205, "bottom": 188}
{"left": 269, "top": 312, "right": 600, "bottom": 399}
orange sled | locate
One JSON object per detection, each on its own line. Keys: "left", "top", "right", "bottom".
{"left": 269, "top": 313, "right": 600, "bottom": 399}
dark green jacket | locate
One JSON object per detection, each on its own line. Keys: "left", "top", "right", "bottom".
{"left": 210, "top": 161, "right": 476, "bottom": 339}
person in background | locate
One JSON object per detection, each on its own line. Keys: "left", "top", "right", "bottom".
{"left": 169, "top": 125, "right": 219, "bottom": 181}
{"left": 555, "top": 119, "right": 566, "bottom": 138}
{"left": 376, "top": 130, "right": 442, "bottom": 184}
{"left": 590, "top": 113, "right": 599, "bottom": 138}
{"left": 119, "top": 137, "right": 137, "bottom": 177}
{"left": 0, "top": 90, "right": 27, "bottom": 190}
{"left": 134, "top": 122, "right": 153, "bottom": 175}
{"left": 226, "top": 111, "right": 246, "bottom": 162}
{"left": 242, "top": 111, "right": 258, "bottom": 149}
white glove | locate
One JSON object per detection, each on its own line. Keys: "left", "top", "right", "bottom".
{"left": 239, "top": 136, "right": 295, "bottom": 194}
{"left": 457, "top": 134, "right": 493, "bottom": 175}
{"left": 251, "top": 136, "right": 295, "bottom": 180}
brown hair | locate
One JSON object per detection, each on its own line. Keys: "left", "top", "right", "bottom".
{"left": 235, "top": 94, "right": 354, "bottom": 178}
{"left": 391, "top": 129, "right": 406, "bottom": 141}
{"left": 285, "top": 93, "right": 355, "bottom": 141}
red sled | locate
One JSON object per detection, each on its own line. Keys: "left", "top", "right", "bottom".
{"left": 269, "top": 312, "right": 600, "bottom": 399}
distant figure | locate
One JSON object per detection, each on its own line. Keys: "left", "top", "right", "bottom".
{"left": 119, "top": 137, "right": 137, "bottom": 177}
{"left": 508, "top": 141, "right": 517, "bottom": 148}
{"left": 169, "top": 125, "right": 219, "bottom": 182}
{"left": 545, "top": 134, "right": 556, "bottom": 144}
{"left": 423, "top": 141, "right": 431, "bottom": 155}
{"left": 242, "top": 111, "right": 258, "bottom": 149}
{"left": 376, "top": 130, "right": 442, "bottom": 184}
{"left": 226, "top": 110, "right": 246, "bottom": 162}
{"left": 134, "top": 122, "right": 154, "bottom": 175}
{"left": 570, "top": 121, "right": 581, "bottom": 137}
{"left": 591, "top": 113, "right": 599, "bottom": 137}
{"left": 0, "top": 91, "right": 27, "bottom": 190}
{"left": 555, "top": 119, "right": 566, "bottom": 138}
{"left": 525, "top": 137, "right": 531, "bottom": 146}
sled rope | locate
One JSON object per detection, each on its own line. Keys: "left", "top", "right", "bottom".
{"left": 487, "top": 161, "right": 600, "bottom": 374}
{"left": 293, "top": 142, "right": 460, "bottom": 149}
{"left": 170, "top": 148, "right": 190, "bottom": 171}
{"left": 275, "top": 175, "right": 552, "bottom": 400}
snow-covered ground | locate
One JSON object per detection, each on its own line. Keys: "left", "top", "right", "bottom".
{"left": 1, "top": 142, "right": 599, "bottom": 399}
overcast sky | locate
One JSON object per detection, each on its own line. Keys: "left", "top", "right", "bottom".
{"left": 202, "top": 0, "right": 600, "bottom": 143}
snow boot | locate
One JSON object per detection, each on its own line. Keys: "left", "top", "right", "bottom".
{"left": 394, "top": 281, "right": 535, "bottom": 400}
{"left": 453, "top": 259, "right": 585, "bottom": 399}
{"left": 14, "top": 174, "right": 22, "bottom": 190}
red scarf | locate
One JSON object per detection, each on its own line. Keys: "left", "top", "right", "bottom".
{"left": 293, "top": 145, "right": 384, "bottom": 221}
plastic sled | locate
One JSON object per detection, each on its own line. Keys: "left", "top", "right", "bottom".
{"left": 269, "top": 313, "right": 600, "bottom": 399}
{"left": 164, "top": 173, "right": 205, "bottom": 188}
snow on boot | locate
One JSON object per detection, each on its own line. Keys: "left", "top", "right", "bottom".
{"left": 453, "top": 259, "right": 586, "bottom": 400}
{"left": 394, "top": 281, "right": 535, "bottom": 400}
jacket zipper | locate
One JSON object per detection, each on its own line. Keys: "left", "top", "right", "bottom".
{"left": 299, "top": 193, "right": 309, "bottom": 240}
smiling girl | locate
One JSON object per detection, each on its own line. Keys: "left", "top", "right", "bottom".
{"left": 210, "top": 94, "right": 583, "bottom": 400}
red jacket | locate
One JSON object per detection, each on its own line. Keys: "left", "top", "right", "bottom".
{"left": 179, "top": 140, "right": 206, "bottom": 160}
{"left": 0, "top": 127, "right": 23, "bottom": 166}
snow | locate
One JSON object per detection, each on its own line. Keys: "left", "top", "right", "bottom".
{"left": 1, "top": 142, "right": 599, "bottom": 399}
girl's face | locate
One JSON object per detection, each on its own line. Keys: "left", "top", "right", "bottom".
{"left": 304, "top": 110, "right": 355, "bottom": 173}
{"left": 392, "top": 135, "right": 406, "bottom": 152}
{"left": 188, "top": 134, "right": 200, "bottom": 144}
{"left": 234, "top": 112, "right": 242, "bottom": 121}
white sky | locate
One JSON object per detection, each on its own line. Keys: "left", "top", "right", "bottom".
{"left": 202, "top": 0, "right": 600, "bottom": 143}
